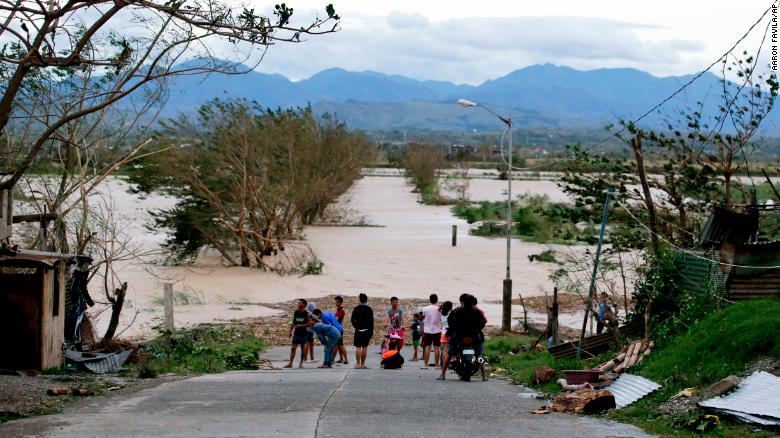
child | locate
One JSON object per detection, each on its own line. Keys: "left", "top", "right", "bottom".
{"left": 410, "top": 313, "right": 422, "bottom": 361}
{"left": 381, "top": 338, "right": 404, "bottom": 369}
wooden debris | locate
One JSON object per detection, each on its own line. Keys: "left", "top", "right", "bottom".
{"left": 47, "top": 387, "right": 70, "bottom": 396}
{"left": 598, "top": 352, "right": 626, "bottom": 372}
{"left": 704, "top": 375, "right": 741, "bottom": 397}
{"left": 71, "top": 387, "right": 94, "bottom": 396}
{"left": 535, "top": 366, "right": 557, "bottom": 384}
{"left": 557, "top": 378, "right": 593, "bottom": 391}
{"left": 549, "top": 388, "right": 616, "bottom": 414}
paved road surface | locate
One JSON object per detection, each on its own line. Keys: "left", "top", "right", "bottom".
{"left": 0, "top": 346, "right": 653, "bottom": 437}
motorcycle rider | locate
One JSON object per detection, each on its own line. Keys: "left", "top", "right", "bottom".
{"left": 438, "top": 294, "right": 487, "bottom": 381}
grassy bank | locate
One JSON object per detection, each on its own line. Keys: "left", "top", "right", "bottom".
{"left": 485, "top": 300, "right": 780, "bottom": 437}
{"left": 131, "top": 324, "right": 266, "bottom": 378}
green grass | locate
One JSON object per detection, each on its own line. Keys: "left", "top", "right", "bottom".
{"left": 486, "top": 300, "right": 780, "bottom": 437}
{"left": 484, "top": 333, "right": 611, "bottom": 393}
{"left": 131, "top": 324, "right": 266, "bottom": 377}
{"left": 637, "top": 299, "right": 780, "bottom": 388}
{"left": 615, "top": 300, "right": 780, "bottom": 437}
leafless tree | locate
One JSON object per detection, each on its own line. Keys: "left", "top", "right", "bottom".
{"left": 0, "top": 0, "right": 340, "bottom": 191}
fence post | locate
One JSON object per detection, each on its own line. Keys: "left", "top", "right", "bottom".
{"left": 552, "top": 287, "right": 559, "bottom": 346}
{"left": 164, "top": 283, "right": 174, "bottom": 333}
{"left": 451, "top": 225, "right": 457, "bottom": 246}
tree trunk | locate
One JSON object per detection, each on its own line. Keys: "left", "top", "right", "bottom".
{"left": 631, "top": 133, "right": 660, "bottom": 340}
{"left": 631, "top": 134, "right": 660, "bottom": 258}
{"left": 102, "top": 282, "right": 127, "bottom": 341}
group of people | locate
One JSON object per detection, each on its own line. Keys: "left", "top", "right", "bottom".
{"left": 286, "top": 292, "right": 487, "bottom": 380}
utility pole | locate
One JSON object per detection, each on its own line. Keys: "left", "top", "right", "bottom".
{"left": 577, "top": 187, "right": 612, "bottom": 359}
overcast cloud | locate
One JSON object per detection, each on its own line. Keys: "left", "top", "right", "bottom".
{"left": 213, "top": 2, "right": 774, "bottom": 84}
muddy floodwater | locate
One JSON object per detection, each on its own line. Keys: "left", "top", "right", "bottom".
{"left": 94, "top": 175, "right": 592, "bottom": 338}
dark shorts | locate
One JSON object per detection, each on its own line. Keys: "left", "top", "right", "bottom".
{"left": 354, "top": 330, "right": 372, "bottom": 347}
{"left": 292, "top": 334, "right": 308, "bottom": 345}
{"left": 421, "top": 332, "right": 441, "bottom": 347}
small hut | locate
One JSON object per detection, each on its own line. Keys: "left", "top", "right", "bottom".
{"left": 0, "top": 248, "right": 69, "bottom": 370}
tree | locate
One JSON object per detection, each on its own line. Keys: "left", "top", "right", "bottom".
{"left": 0, "top": 0, "right": 340, "bottom": 191}
{"left": 130, "top": 99, "right": 373, "bottom": 269}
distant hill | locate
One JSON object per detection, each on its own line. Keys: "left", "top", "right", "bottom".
{"left": 162, "top": 62, "right": 776, "bottom": 132}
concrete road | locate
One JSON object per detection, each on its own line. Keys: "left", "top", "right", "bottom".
{"left": 0, "top": 346, "right": 653, "bottom": 437}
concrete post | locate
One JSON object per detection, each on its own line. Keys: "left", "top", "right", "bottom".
{"left": 164, "top": 283, "right": 174, "bottom": 333}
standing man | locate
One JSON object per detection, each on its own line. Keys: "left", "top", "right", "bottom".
{"left": 351, "top": 292, "right": 374, "bottom": 369}
{"left": 421, "top": 293, "right": 442, "bottom": 370}
{"left": 594, "top": 292, "right": 608, "bottom": 335}
{"left": 310, "top": 315, "right": 342, "bottom": 368}
{"left": 334, "top": 296, "right": 348, "bottom": 364}
{"left": 285, "top": 299, "right": 311, "bottom": 368}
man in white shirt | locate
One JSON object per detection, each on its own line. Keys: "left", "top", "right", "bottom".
{"left": 421, "top": 293, "right": 442, "bottom": 369}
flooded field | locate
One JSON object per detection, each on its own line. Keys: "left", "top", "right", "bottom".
{"left": 94, "top": 174, "right": 589, "bottom": 338}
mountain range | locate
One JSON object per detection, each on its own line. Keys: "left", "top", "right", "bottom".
{"left": 163, "top": 62, "right": 776, "bottom": 132}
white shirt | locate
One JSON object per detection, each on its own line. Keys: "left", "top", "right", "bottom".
{"left": 422, "top": 304, "right": 442, "bottom": 334}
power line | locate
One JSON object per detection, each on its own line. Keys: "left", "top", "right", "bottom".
{"left": 488, "top": 4, "right": 774, "bottom": 173}
{"left": 616, "top": 199, "right": 780, "bottom": 270}
{"left": 572, "top": 3, "right": 775, "bottom": 156}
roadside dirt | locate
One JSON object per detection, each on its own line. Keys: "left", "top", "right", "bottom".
{"left": 0, "top": 372, "right": 171, "bottom": 422}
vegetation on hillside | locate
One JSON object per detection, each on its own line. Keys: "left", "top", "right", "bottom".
{"left": 486, "top": 299, "right": 779, "bottom": 437}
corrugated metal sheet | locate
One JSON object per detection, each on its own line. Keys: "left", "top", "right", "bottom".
{"left": 675, "top": 249, "right": 726, "bottom": 295}
{"left": 727, "top": 269, "right": 780, "bottom": 301}
{"left": 699, "top": 371, "right": 780, "bottom": 426}
{"left": 700, "top": 207, "right": 758, "bottom": 248}
{"left": 65, "top": 349, "right": 133, "bottom": 373}
{"left": 548, "top": 321, "right": 643, "bottom": 359}
{"left": 608, "top": 374, "right": 661, "bottom": 408}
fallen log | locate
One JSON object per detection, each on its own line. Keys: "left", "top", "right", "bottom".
{"left": 614, "top": 342, "right": 637, "bottom": 373}
{"left": 598, "top": 352, "right": 626, "bottom": 372}
{"left": 47, "top": 387, "right": 69, "bottom": 396}
{"left": 626, "top": 341, "right": 642, "bottom": 369}
{"left": 549, "top": 389, "right": 616, "bottom": 414}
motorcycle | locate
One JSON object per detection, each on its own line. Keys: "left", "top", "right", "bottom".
{"left": 451, "top": 337, "right": 484, "bottom": 381}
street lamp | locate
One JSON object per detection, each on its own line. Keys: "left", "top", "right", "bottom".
{"left": 458, "top": 99, "right": 513, "bottom": 332}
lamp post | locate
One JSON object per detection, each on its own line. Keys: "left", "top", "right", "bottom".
{"left": 458, "top": 99, "right": 513, "bottom": 332}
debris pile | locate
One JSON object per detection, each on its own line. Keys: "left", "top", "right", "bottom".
{"left": 533, "top": 339, "right": 661, "bottom": 414}
{"left": 596, "top": 340, "right": 653, "bottom": 375}
{"left": 699, "top": 371, "right": 780, "bottom": 426}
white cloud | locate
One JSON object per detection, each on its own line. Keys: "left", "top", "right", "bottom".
{"left": 386, "top": 11, "right": 429, "bottom": 29}
{"left": 254, "top": 12, "right": 710, "bottom": 84}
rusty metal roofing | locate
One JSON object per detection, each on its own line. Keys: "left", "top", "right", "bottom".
{"left": 727, "top": 268, "right": 780, "bottom": 301}
{"left": 548, "top": 320, "right": 643, "bottom": 359}
{"left": 699, "top": 371, "right": 780, "bottom": 426}
{"left": 700, "top": 207, "right": 758, "bottom": 248}
{"left": 608, "top": 374, "right": 661, "bottom": 408}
